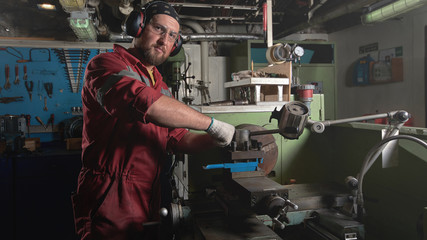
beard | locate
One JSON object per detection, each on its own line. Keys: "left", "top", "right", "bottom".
{"left": 139, "top": 45, "right": 169, "bottom": 66}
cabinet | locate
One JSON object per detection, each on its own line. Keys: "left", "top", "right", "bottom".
{"left": 0, "top": 145, "right": 81, "bottom": 240}
{"left": 230, "top": 40, "right": 336, "bottom": 120}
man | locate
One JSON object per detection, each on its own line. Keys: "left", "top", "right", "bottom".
{"left": 72, "top": 1, "right": 235, "bottom": 239}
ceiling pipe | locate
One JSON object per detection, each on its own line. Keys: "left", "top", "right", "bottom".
{"left": 308, "top": 0, "right": 328, "bottom": 21}
{"left": 109, "top": 32, "right": 134, "bottom": 42}
{"left": 109, "top": 32, "right": 261, "bottom": 43}
{"left": 182, "top": 33, "right": 261, "bottom": 42}
{"left": 170, "top": 2, "right": 257, "bottom": 11}
{"left": 181, "top": 20, "right": 209, "bottom": 87}
{"left": 275, "top": 0, "right": 379, "bottom": 38}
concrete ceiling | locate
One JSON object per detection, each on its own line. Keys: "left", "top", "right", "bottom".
{"left": 0, "top": 0, "right": 389, "bottom": 42}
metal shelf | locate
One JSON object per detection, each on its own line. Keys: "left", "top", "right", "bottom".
{"left": 224, "top": 77, "right": 289, "bottom": 88}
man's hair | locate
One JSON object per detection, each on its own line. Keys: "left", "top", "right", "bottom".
{"left": 144, "top": 1, "right": 180, "bottom": 24}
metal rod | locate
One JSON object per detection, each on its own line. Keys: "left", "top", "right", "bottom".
{"left": 320, "top": 112, "right": 390, "bottom": 127}
{"left": 250, "top": 129, "right": 280, "bottom": 136}
{"left": 170, "top": 2, "right": 257, "bottom": 11}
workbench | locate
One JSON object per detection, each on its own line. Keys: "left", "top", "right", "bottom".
{"left": 0, "top": 141, "right": 81, "bottom": 240}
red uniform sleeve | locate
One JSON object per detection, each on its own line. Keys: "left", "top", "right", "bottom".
{"left": 166, "top": 127, "right": 189, "bottom": 153}
{"left": 83, "top": 52, "right": 163, "bottom": 123}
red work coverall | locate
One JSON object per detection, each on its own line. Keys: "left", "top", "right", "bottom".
{"left": 72, "top": 44, "right": 188, "bottom": 240}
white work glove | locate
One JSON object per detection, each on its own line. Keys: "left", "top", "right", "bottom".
{"left": 205, "top": 118, "right": 235, "bottom": 147}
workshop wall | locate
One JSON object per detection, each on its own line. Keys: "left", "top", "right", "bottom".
{"left": 0, "top": 46, "right": 112, "bottom": 142}
{"left": 329, "top": 4, "right": 427, "bottom": 127}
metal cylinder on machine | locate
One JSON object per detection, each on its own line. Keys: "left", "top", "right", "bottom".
{"left": 234, "top": 128, "right": 251, "bottom": 151}
{"left": 296, "top": 84, "right": 315, "bottom": 115}
{"left": 266, "top": 43, "right": 292, "bottom": 65}
{"left": 276, "top": 101, "right": 309, "bottom": 139}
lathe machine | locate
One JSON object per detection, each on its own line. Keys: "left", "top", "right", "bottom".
{"left": 159, "top": 101, "right": 370, "bottom": 240}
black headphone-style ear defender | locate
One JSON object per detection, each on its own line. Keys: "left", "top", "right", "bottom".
{"left": 170, "top": 34, "right": 183, "bottom": 57}
{"left": 125, "top": 10, "right": 146, "bottom": 38}
{"left": 124, "top": 1, "right": 183, "bottom": 57}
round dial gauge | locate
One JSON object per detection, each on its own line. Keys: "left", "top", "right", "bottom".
{"left": 293, "top": 46, "right": 304, "bottom": 57}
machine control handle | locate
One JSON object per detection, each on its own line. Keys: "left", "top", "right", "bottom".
{"left": 285, "top": 199, "right": 298, "bottom": 210}
{"left": 272, "top": 218, "right": 286, "bottom": 230}
{"left": 269, "top": 107, "right": 282, "bottom": 123}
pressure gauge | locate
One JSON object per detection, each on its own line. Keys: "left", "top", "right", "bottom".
{"left": 293, "top": 46, "right": 304, "bottom": 57}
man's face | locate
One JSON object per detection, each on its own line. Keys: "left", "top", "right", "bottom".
{"left": 133, "top": 14, "right": 180, "bottom": 67}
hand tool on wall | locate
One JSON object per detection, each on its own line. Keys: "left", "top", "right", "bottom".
{"left": 25, "top": 115, "right": 31, "bottom": 137}
{"left": 14, "top": 64, "right": 19, "bottom": 85}
{"left": 37, "top": 80, "right": 42, "bottom": 100}
{"left": 23, "top": 65, "right": 28, "bottom": 80}
{"left": 32, "top": 69, "right": 56, "bottom": 76}
{"left": 25, "top": 80, "right": 33, "bottom": 101}
{"left": 0, "top": 47, "right": 29, "bottom": 63}
{"left": 0, "top": 96, "right": 23, "bottom": 103}
{"left": 35, "top": 116, "right": 47, "bottom": 129}
{"left": 43, "top": 97, "right": 48, "bottom": 111}
{"left": 53, "top": 48, "right": 91, "bottom": 93}
{"left": 29, "top": 48, "right": 51, "bottom": 62}
{"left": 44, "top": 82, "right": 53, "bottom": 98}
{"left": 47, "top": 114, "right": 54, "bottom": 130}
{"left": 4, "top": 64, "right": 11, "bottom": 89}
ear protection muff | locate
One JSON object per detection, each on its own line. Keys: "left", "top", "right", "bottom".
{"left": 170, "top": 34, "right": 183, "bottom": 57}
{"left": 125, "top": 10, "right": 145, "bottom": 38}
{"left": 125, "top": 1, "right": 183, "bottom": 57}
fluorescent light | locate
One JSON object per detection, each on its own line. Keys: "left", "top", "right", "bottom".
{"left": 59, "top": 0, "right": 86, "bottom": 12}
{"left": 362, "top": 0, "right": 427, "bottom": 24}
{"left": 37, "top": 3, "right": 56, "bottom": 10}
{"left": 69, "top": 11, "right": 97, "bottom": 41}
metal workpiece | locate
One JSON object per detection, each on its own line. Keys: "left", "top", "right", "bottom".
{"left": 268, "top": 101, "right": 309, "bottom": 139}
{"left": 243, "top": 101, "right": 309, "bottom": 140}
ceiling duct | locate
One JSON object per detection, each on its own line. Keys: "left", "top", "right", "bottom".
{"left": 361, "top": 0, "right": 427, "bottom": 24}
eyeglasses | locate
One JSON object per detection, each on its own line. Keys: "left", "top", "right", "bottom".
{"left": 147, "top": 22, "right": 179, "bottom": 43}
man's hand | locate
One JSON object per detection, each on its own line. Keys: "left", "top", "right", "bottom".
{"left": 206, "top": 118, "right": 235, "bottom": 147}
